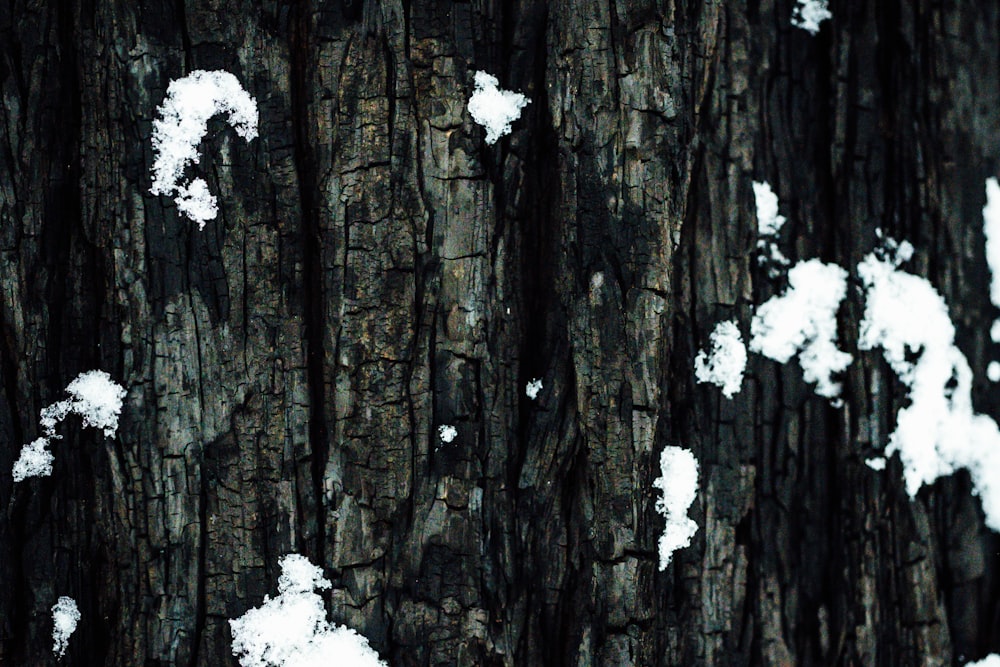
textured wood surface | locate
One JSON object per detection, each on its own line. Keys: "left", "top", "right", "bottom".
{"left": 1, "top": 1, "right": 999, "bottom": 665}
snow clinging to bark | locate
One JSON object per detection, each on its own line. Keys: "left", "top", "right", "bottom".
{"left": 652, "top": 446, "right": 699, "bottom": 570}
{"left": 229, "top": 554, "right": 386, "bottom": 667}
{"left": 791, "top": 0, "right": 832, "bottom": 35}
{"left": 753, "top": 181, "right": 790, "bottom": 274}
{"left": 13, "top": 371, "right": 126, "bottom": 482}
{"left": 467, "top": 71, "right": 530, "bottom": 145}
{"left": 983, "top": 178, "right": 1000, "bottom": 342}
{"left": 150, "top": 70, "right": 259, "bottom": 229}
{"left": 438, "top": 425, "right": 458, "bottom": 443}
{"left": 749, "top": 259, "right": 853, "bottom": 400}
{"left": 51, "top": 596, "right": 80, "bottom": 658}
{"left": 525, "top": 378, "right": 543, "bottom": 400}
{"left": 858, "top": 243, "right": 1000, "bottom": 530}
{"left": 694, "top": 320, "right": 747, "bottom": 398}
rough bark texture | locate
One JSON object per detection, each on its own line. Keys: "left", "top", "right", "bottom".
{"left": 2, "top": 1, "right": 1000, "bottom": 665}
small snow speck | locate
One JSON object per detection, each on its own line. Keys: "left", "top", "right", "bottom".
{"left": 467, "top": 71, "right": 529, "bottom": 145}
{"left": 438, "top": 425, "right": 458, "bottom": 443}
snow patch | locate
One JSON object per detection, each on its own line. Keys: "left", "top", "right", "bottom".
{"left": 13, "top": 371, "right": 126, "bottom": 482}
{"left": 990, "top": 361, "right": 1000, "bottom": 383}
{"left": 467, "top": 71, "right": 529, "bottom": 145}
{"left": 12, "top": 438, "right": 55, "bottom": 482}
{"left": 750, "top": 259, "right": 853, "bottom": 399}
{"left": 966, "top": 655, "right": 1000, "bottom": 667}
{"left": 150, "top": 70, "right": 259, "bottom": 229}
{"left": 858, "top": 245, "right": 1000, "bottom": 530}
{"left": 525, "top": 378, "right": 543, "bottom": 400}
{"left": 753, "top": 181, "right": 790, "bottom": 275}
{"left": 438, "top": 425, "right": 458, "bottom": 443}
{"left": 652, "top": 446, "right": 699, "bottom": 570}
{"left": 752, "top": 181, "right": 787, "bottom": 237}
{"left": 694, "top": 320, "right": 747, "bottom": 398}
{"left": 229, "top": 554, "right": 386, "bottom": 667}
{"left": 792, "top": 0, "right": 832, "bottom": 35}
{"left": 52, "top": 596, "right": 80, "bottom": 658}
{"left": 865, "top": 457, "right": 886, "bottom": 471}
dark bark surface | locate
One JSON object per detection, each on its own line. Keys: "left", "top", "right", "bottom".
{"left": 2, "top": 1, "right": 1000, "bottom": 665}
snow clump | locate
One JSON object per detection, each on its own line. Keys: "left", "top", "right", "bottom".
{"left": 230, "top": 554, "right": 386, "bottom": 667}
{"left": 753, "top": 181, "right": 790, "bottom": 275}
{"left": 13, "top": 371, "right": 126, "bottom": 482}
{"left": 694, "top": 320, "right": 747, "bottom": 398}
{"left": 438, "top": 425, "right": 458, "bottom": 443}
{"left": 150, "top": 70, "right": 259, "bottom": 229}
{"left": 750, "top": 259, "right": 853, "bottom": 400}
{"left": 792, "top": 0, "right": 832, "bottom": 34}
{"left": 467, "top": 71, "right": 529, "bottom": 145}
{"left": 983, "top": 178, "right": 1000, "bottom": 341}
{"left": 858, "top": 240, "right": 1000, "bottom": 530}
{"left": 525, "top": 378, "right": 543, "bottom": 400}
{"left": 52, "top": 596, "right": 80, "bottom": 658}
{"left": 652, "top": 446, "right": 700, "bottom": 570}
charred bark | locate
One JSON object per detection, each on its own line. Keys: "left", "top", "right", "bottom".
{"left": 1, "top": 1, "right": 999, "bottom": 665}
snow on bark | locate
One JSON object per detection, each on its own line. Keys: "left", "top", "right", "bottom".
{"left": 858, "top": 243, "right": 1000, "bottom": 531}
{"left": 749, "top": 259, "right": 852, "bottom": 400}
{"left": 51, "top": 596, "right": 80, "bottom": 658}
{"left": 229, "top": 554, "right": 386, "bottom": 667}
{"left": 150, "top": 70, "right": 259, "bottom": 228}
{"left": 13, "top": 371, "right": 126, "bottom": 482}
{"left": 752, "top": 181, "right": 790, "bottom": 275}
{"left": 467, "top": 71, "right": 529, "bottom": 145}
{"left": 694, "top": 320, "right": 747, "bottom": 398}
{"left": 791, "top": 0, "right": 832, "bottom": 35}
{"left": 652, "top": 446, "right": 699, "bottom": 570}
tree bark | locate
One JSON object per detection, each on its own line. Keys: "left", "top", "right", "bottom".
{"left": 2, "top": 1, "right": 999, "bottom": 665}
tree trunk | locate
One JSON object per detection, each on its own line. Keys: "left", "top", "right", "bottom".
{"left": 2, "top": 1, "right": 999, "bottom": 665}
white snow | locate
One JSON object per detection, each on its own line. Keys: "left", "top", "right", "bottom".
{"left": 749, "top": 259, "right": 853, "bottom": 399}
{"left": 51, "top": 596, "right": 80, "bottom": 658}
{"left": 525, "top": 378, "right": 543, "bottom": 400}
{"left": 858, "top": 244, "right": 1000, "bottom": 530}
{"left": 229, "top": 553, "right": 386, "bottom": 667}
{"left": 752, "top": 181, "right": 790, "bottom": 274}
{"left": 438, "top": 425, "right": 458, "bottom": 443}
{"left": 865, "top": 457, "right": 886, "bottom": 471}
{"left": 150, "top": 70, "right": 259, "bottom": 229}
{"left": 12, "top": 438, "right": 55, "bottom": 482}
{"left": 990, "top": 361, "right": 1000, "bottom": 383}
{"left": 752, "top": 182, "right": 787, "bottom": 237}
{"left": 52, "top": 370, "right": 127, "bottom": 437}
{"left": 992, "top": 319, "right": 1000, "bottom": 343}
{"left": 967, "top": 656, "right": 1000, "bottom": 667}
{"left": 13, "top": 371, "right": 126, "bottom": 482}
{"left": 652, "top": 446, "right": 699, "bottom": 570}
{"left": 467, "top": 71, "right": 529, "bottom": 145}
{"left": 791, "top": 0, "right": 832, "bottom": 35}
{"left": 694, "top": 320, "right": 747, "bottom": 398}
{"left": 984, "top": 178, "right": 1000, "bottom": 341}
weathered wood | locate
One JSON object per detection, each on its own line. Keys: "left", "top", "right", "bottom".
{"left": 1, "top": 1, "right": 999, "bottom": 665}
